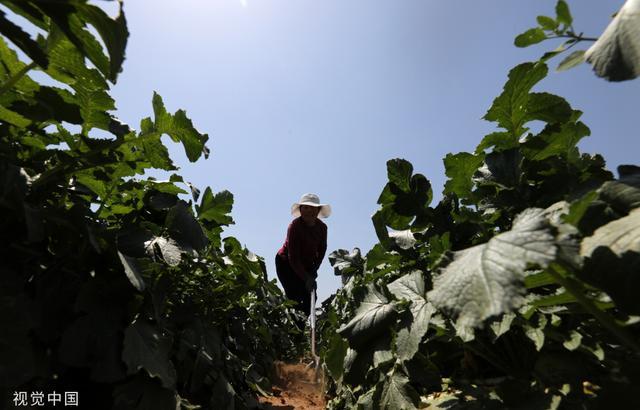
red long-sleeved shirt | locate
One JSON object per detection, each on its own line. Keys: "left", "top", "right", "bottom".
{"left": 277, "top": 217, "right": 327, "bottom": 280}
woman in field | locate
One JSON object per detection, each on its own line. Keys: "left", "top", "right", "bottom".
{"left": 276, "top": 193, "right": 330, "bottom": 328}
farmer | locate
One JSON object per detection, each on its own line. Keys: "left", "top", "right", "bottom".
{"left": 276, "top": 193, "right": 330, "bottom": 328}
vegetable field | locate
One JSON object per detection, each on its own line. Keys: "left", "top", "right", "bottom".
{"left": 1, "top": 1, "right": 639, "bottom": 409}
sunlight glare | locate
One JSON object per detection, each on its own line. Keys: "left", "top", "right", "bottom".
{"left": 240, "top": 0, "right": 248, "bottom": 8}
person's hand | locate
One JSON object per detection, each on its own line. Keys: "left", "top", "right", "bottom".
{"left": 305, "top": 275, "right": 317, "bottom": 292}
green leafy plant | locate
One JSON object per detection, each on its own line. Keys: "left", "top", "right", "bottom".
{"left": 320, "top": 57, "right": 640, "bottom": 410}
{"left": 514, "top": 0, "right": 599, "bottom": 72}
{"left": 0, "top": 1, "right": 300, "bottom": 409}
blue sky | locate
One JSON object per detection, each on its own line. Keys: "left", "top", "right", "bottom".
{"left": 104, "top": 0, "right": 639, "bottom": 302}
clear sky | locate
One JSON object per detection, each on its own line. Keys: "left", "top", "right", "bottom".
{"left": 103, "top": 0, "right": 639, "bottom": 303}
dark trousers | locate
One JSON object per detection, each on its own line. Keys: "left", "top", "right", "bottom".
{"left": 275, "top": 254, "right": 311, "bottom": 318}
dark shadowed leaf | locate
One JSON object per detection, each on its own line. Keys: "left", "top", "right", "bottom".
{"left": 0, "top": 11, "right": 48, "bottom": 67}
{"left": 118, "top": 251, "right": 145, "bottom": 291}
{"left": 211, "top": 375, "right": 236, "bottom": 410}
{"left": 325, "top": 333, "right": 349, "bottom": 382}
{"left": 113, "top": 373, "right": 177, "bottom": 410}
{"left": 379, "top": 369, "right": 419, "bottom": 410}
{"left": 59, "top": 313, "right": 125, "bottom": 382}
{"left": 74, "top": 2, "right": 128, "bottom": 82}
{"left": 122, "top": 320, "right": 176, "bottom": 389}
{"left": 388, "top": 271, "right": 434, "bottom": 361}
{"left": 581, "top": 247, "right": 640, "bottom": 315}
{"left": 525, "top": 92, "right": 572, "bottom": 124}
{"left": 166, "top": 201, "right": 208, "bottom": 252}
{"left": 386, "top": 158, "right": 413, "bottom": 191}
{"left": 372, "top": 210, "right": 396, "bottom": 250}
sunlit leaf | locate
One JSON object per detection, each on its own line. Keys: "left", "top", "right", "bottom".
{"left": 514, "top": 27, "right": 547, "bottom": 48}
{"left": 338, "top": 285, "right": 398, "bottom": 348}
{"left": 428, "top": 208, "right": 560, "bottom": 329}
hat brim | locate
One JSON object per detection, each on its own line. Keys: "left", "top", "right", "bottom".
{"left": 291, "top": 202, "right": 331, "bottom": 218}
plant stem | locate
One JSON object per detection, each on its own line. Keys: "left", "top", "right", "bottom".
{"left": 0, "top": 62, "right": 37, "bottom": 96}
{"left": 547, "top": 263, "right": 640, "bottom": 352}
{"left": 547, "top": 34, "right": 598, "bottom": 42}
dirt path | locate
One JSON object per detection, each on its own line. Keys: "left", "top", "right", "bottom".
{"left": 258, "top": 361, "right": 326, "bottom": 410}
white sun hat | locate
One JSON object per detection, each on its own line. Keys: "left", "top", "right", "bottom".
{"left": 291, "top": 193, "right": 331, "bottom": 218}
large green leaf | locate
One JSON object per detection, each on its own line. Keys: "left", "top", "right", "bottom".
{"left": 151, "top": 92, "right": 209, "bottom": 162}
{"left": 443, "top": 152, "right": 485, "bottom": 199}
{"left": 324, "top": 333, "right": 349, "bottom": 382}
{"left": 473, "top": 149, "right": 522, "bottom": 190}
{"left": 37, "top": 3, "right": 110, "bottom": 82}
{"left": 45, "top": 32, "right": 115, "bottom": 131}
{"left": 379, "top": 369, "right": 419, "bottom": 410}
{"left": 375, "top": 159, "right": 433, "bottom": 233}
{"left": 524, "top": 92, "right": 572, "bottom": 124}
{"left": 521, "top": 114, "right": 590, "bottom": 162}
{"left": 342, "top": 347, "right": 372, "bottom": 387}
{"left": 0, "top": 35, "right": 39, "bottom": 92}
{"left": 388, "top": 271, "right": 434, "bottom": 361}
{"left": 476, "top": 131, "right": 515, "bottom": 153}
{"left": 4, "top": 1, "right": 127, "bottom": 80}
{"left": 74, "top": 2, "right": 128, "bottom": 82}
{"left": 428, "top": 208, "right": 560, "bottom": 329}
{"left": 197, "top": 187, "right": 234, "bottom": 225}
{"left": 122, "top": 320, "right": 176, "bottom": 389}
{"left": 337, "top": 284, "right": 398, "bottom": 348}
{"left": 365, "top": 243, "right": 402, "bottom": 271}
{"left": 166, "top": 201, "right": 208, "bottom": 252}
{"left": 386, "top": 158, "right": 413, "bottom": 191}
{"left": 483, "top": 62, "right": 548, "bottom": 138}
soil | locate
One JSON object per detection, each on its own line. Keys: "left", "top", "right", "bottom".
{"left": 258, "top": 361, "right": 326, "bottom": 410}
